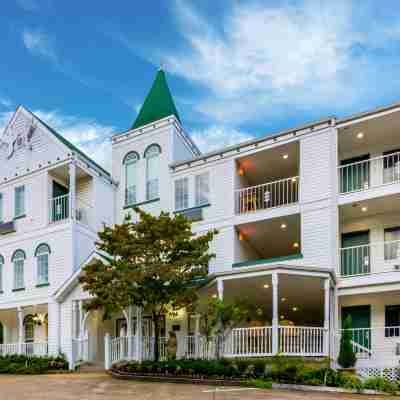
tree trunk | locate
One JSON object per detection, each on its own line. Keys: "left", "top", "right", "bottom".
{"left": 153, "top": 312, "right": 160, "bottom": 362}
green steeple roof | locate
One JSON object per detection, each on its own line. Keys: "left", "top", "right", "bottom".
{"left": 132, "top": 69, "right": 181, "bottom": 129}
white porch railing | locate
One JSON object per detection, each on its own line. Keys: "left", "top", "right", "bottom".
{"left": 339, "top": 239, "right": 400, "bottom": 277}
{"left": 49, "top": 194, "right": 69, "bottom": 222}
{"left": 235, "top": 176, "right": 299, "bottom": 214}
{"left": 225, "top": 326, "right": 273, "bottom": 357}
{"left": 72, "top": 337, "right": 89, "bottom": 367}
{"left": 339, "top": 151, "right": 400, "bottom": 194}
{"left": 338, "top": 327, "right": 400, "bottom": 368}
{"left": 0, "top": 342, "right": 48, "bottom": 357}
{"left": 142, "top": 336, "right": 166, "bottom": 361}
{"left": 279, "top": 326, "right": 326, "bottom": 356}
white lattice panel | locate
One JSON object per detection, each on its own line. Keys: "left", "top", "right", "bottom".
{"left": 358, "top": 367, "right": 400, "bottom": 382}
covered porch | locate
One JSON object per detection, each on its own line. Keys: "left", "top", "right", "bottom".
{"left": 104, "top": 267, "right": 333, "bottom": 368}
{"left": 0, "top": 304, "right": 48, "bottom": 357}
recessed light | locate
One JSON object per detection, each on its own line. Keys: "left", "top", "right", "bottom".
{"left": 361, "top": 206, "right": 368, "bottom": 212}
{"left": 293, "top": 242, "right": 299, "bottom": 248}
{"left": 263, "top": 284, "right": 270, "bottom": 289}
{"left": 283, "top": 154, "right": 289, "bottom": 159}
{"left": 281, "top": 297, "right": 287, "bottom": 302}
{"left": 357, "top": 132, "right": 364, "bottom": 139}
{"left": 280, "top": 223, "right": 287, "bottom": 229}
{"left": 292, "top": 307, "right": 298, "bottom": 312}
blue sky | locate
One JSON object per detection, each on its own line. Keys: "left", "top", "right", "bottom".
{"left": 2, "top": 0, "right": 400, "bottom": 170}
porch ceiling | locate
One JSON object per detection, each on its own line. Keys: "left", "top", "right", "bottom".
{"left": 340, "top": 193, "right": 400, "bottom": 222}
{"left": 237, "top": 214, "right": 300, "bottom": 258}
{"left": 237, "top": 142, "right": 299, "bottom": 186}
{"left": 338, "top": 110, "right": 400, "bottom": 159}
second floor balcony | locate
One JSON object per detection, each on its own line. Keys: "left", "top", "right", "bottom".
{"left": 48, "top": 194, "right": 92, "bottom": 226}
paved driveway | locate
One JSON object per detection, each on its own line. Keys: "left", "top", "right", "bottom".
{"left": 0, "top": 373, "right": 395, "bottom": 400}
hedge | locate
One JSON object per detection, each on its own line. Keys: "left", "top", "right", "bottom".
{"left": 0, "top": 354, "right": 68, "bottom": 374}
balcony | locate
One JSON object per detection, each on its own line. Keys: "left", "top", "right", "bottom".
{"left": 234, "top": 141, "right": 299, "bottom": 216}
{"left": 339, "top": 151, "right": 400, "bottom": 194}
{"left": 49, "top": 194, "right": 92, "bottom": 225}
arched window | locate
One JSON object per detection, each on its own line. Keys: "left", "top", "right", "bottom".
{"left": 144, "top": 144, "right": 161, "bottom": 201}
{"left": 0, "top": 255, "right": 3, "bottom": 293}
{"left": 35, "top": 244, "right": 50, "bottom": 285}
{"left": 123, "top": 152, "right": 139, "bottom": 206}
{"left": 23, "top": 315, "right": 34, "bottom": 344}
{"left": 11, "top": 250, "right": 25, "bottom": 290}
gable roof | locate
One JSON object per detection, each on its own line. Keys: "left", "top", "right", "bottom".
{"left": 23, "top": 107, "right": 111, "bottom": 177}
{"left": 132, "top": 69, "right": 181, "bottom": 130}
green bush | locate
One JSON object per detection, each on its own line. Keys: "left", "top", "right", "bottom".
{"left": 338, "top": 373, "right": 363, "bottom": 391}
{"left": 247, "top": 378, "right": 273, "bottom": 389}
{"left": 0, "top": 354, "right": 68, "bottom": 374}
{"left": 337, "top": 316, "right": 356, "bottom": 368}
{"left": 363, "top": 376, "right": 398, "bottom": 394}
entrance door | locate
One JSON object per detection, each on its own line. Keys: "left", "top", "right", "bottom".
{"left": 342, "top": 305, "right": 371, "bottom": 349}
{"left": 0, "top": 322, "right": 3, "bottom": 345}
{"left": 341, "top": 231, "right": 370, "bottom": 276}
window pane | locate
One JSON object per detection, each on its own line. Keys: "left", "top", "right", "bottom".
{"left": 384, "top": 227, "right": 400, "bottom": 260}
{"left": 0, "top": 263, "right": 2, "bottom": 292}
{"left": 175, "top": 178, "right": 189, "bottom": 210}
{"left": 0, "top": 194, "right": 3, "bottom": 222}
{"left": 125, "top": 162, "right": 137, "bottom": 205}
{"left": 385, "top": 305, "right": 400, "bottom": 337}
{"left": 14, "top": 260, "right": 24, "bottom": 289}
{"left": 146, "top": 155, "right": 159, "bottom": 200}
{"left": 37, "top": 254, "right": 49, "bottom": 284}
{"left": 15, "top": 186, "right": 25, "bottom": 217}
{"left": 195, "top": 173, "right": 209, "bottom": 206}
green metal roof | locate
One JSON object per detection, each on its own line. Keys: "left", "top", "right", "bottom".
{"left": 132, "top": 69, "right": 181, "bottom": 130}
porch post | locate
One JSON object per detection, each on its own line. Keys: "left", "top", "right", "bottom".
{"left": 217, "top": 278, "right": 224, "bottom": 300}
{"left": 323, "top": 278, "right": 330, "bottom": 356}
{"left": 125, "top": 305, "right": 133, "bottom": 360}
{"left": 68, "top": 161, "right": 77, "bottom": 220}
{"left": 104, "top": 333, "right": 111, "bottom": 370}
{"left": 272, "top": 272, "right": 279, "bottom": 355}
{"left": 135, "top": 307, "right": 142, "bottom": 362}
{"left": 78, "top": 300, "right": 84, "bottom": 339}
{"left": 17, "top": 307, "right": 23, "bottom": 355}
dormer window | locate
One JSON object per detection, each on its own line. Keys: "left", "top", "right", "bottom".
{"left": 145, "top": 144, "right": 161, "bottom": 201}
{"left": 123, "top": 152, "right": 139, "bottom": 206}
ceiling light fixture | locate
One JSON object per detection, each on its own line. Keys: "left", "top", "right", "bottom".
{"left": 361, "top": 206, "right": 368, "bottom": 212}
{"left": 281, "top": 297, "right": 287, "bottom": 302}
{"left": 292, "top": 307, "right": 298, "bottom": 312}
{"left": 293, "top": 242, "right": 299, "bottom": 248}
{"left": 263, "top": 284, "right": 270, "bottom": 289}
{"left": 283, "top": 154, "right": 289, "bottom": 159}
{"left": 357, "top": 132, "right": 364, "bottom": 139}
{"left": 280, "top": 223, "right": 287, "bottom": 229}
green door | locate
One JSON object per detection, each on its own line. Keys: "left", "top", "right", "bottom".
{"left": 340, "top": 154, "right": 370, "bottom": 193}
{"left": 342, "top": 305, "right": 371, "bottom": 349}
{"left": 341, "top": 231, "right": 370, "bottom": 276}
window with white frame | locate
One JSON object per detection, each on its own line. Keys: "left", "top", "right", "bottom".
{"left": 195, "top": 172, "right": 210, "bottom": 206}
{"left": 123, "top": 152, "right": 139, "bottom": 206}
{"left": 35, "top": 244, "right": 50, "bottom": 285}
{"left": 12, "top": 250, "right": 25, "bottom": 290}
{"left": 175, "top": 177, "right": 189, "bottom": 210}
{"left": 0, "top": 255, "right": 3, "bottom": 292}
{"left": 14, "top": 185, "right": 25, "bottom": 218}
{"left": 384, "top": 227, "right": 400, "bottom": 261}
{"left": 145, "top": 144, "right": 161, "bottom": 200}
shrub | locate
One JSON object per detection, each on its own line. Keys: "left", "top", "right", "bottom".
{"left": 0, "top": 354, "right": 68, "bottom": 374}
{"left": 337, "top": 316, "right": 356, "bottom": 368}
{"left": 247, "top": 378, "right": 273, "bottom": 389}
{"left": 338, "top": 373, "right": 363, "bottom": 391}
{"left": 363, "top": 377, "right": 398, "bottom": 394}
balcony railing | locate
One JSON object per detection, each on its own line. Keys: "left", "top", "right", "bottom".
{"left": 339, "top": 151, "right": 400, "bottom": 194}
{"left": 339, "top": 239, "right": 400, "bottom": 277}
{"left": 235, "top": 176, "right": 299, "bottom": 214}
{"left": 49, "top": 194, "right": 92, "bottom": 226}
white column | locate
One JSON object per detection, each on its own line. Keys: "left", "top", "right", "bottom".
{"left": 125, "top": 305, "right": 133, "bottom": 359}
{"left": 68, "top": 161, "right": 76, "bottom": 221}
{"left": 217, "top": 279, "right": 224, "bottom": 300}
{"left": 48, "top": 300, "right": 61, "bottom": 356}
{"left": 104, "top": 333, "right": 111, "bottom": 370}
{"left": 135, "top": 307, "right": 142, "bottom": 362}
{"left": 17, "top": 307, "right": 23, "bottom": 354}
{"left": 272, "top": 272, "right": 279, "bottom": 355}
{"left": 78, "top": 300, "right": 84, "bottom": 339}
{"left": 323, "top": 278, "right": 330, "bottom": 356}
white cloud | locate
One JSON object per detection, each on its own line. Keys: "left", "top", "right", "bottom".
{"left": 164, "top": 1, "right": 400, "bottom": 123}
{"left": 31, "top": 110, "right": 114, "bottom": 171}
{"left": 22, "top": 29, "right": 57, "bottom": 61}
{"left": 190, "top": 125, "right": 255, "bottom": 153}
{"left": 0, "top": 97, "right": 12, "bottom": 108}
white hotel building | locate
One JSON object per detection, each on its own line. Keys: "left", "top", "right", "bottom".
{"left": 1, "top": 69, "right": 400, "bottom": 375}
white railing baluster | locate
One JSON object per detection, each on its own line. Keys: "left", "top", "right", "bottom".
{"left": 235, "top": 176, "right": 299, "bottom": 214}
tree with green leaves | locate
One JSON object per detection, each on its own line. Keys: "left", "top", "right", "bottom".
{"left": 195, "top": 297, "right": 249, "bottom": 359}
{"left": 338, "top": 315, "right": 356, "bottom": 368}
{"left": 79, "top": 207, "right": 217, "bottom": 361}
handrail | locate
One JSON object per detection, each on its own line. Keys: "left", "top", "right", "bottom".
{"left": 338, "top": 151, "right": 400, "bottom": 170}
